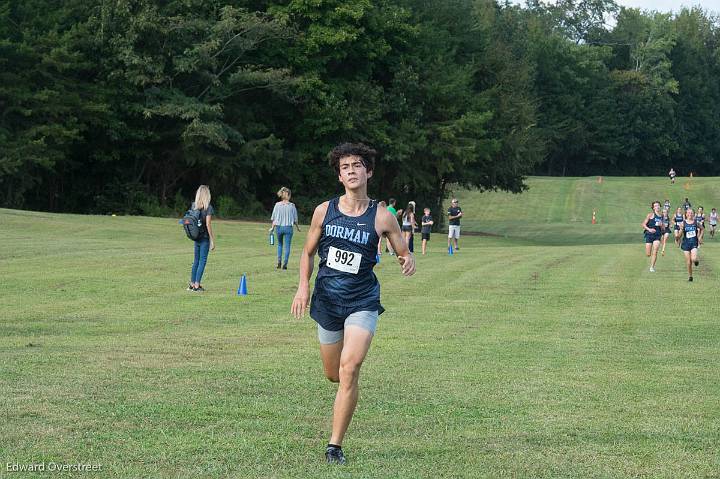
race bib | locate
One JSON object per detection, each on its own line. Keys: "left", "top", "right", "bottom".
{"left": 327, "top": 246, "right": 361, "bottom": 274}
{"left": 686, "top": 230, "right": 696, "bottom": 239}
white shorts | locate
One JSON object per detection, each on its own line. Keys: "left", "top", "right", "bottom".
{"left": 448, "top": 225, "right": 461, "bottom": 239}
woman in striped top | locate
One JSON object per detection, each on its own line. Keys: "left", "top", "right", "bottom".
{"left": 270, "top": 187, "right": 301, "bottom": 269}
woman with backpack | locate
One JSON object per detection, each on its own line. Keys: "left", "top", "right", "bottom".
{"left": 188, "top": 185, "right": 215, "bottom": 292}
{"left": 270, "top": 186, "right": 300, "bottom": 270}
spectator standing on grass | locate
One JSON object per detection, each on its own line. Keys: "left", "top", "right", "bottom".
{"left": 377, "top": 201, "right": 387, "bottom": 257}
{"left": 401, "top": 203, "right": 416, "bottom": 250}
{"left": 421, "top": 208, "right": 433, "bottom": 255}
{"left": 188, "top": 185, "right": 215, "bottom": 292}
{"left": 270, "top": 187, "right": 301, "bottom": 270}
{"left": 669, "top": 168, "right": 676, "bottom": 184}
{"left": 386, "top": 198, "right": 398, "bottom": 255}
{"left": 408, "top": 200, "right": 418, "bottom": 253}
{"left": 447, "top": 198, "right": 463, "bottom": 251}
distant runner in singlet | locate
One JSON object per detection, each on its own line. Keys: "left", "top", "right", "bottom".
{"left": 709, "top": 208, "right": 718, "bottom": 239}
{"left": 673, "top": 207, "right": 684, "bottom": 246}
{"left": 678, "top": 208, "right": 701, "bottom": 281}
{"left": 661, "top": 209, "right": 671, "bottom": 256}
{"left": 641, "top": 201, "right": 664, "bottom": 273}
{"left": 696, "top": 206, "right": 706, "bottom": 245}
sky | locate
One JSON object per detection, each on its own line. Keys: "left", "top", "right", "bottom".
{"left": 511, "top": 0, "right": 720, "bottom": 14}
{"left": 615, "top": 0, "right": 720, "bottom": 13}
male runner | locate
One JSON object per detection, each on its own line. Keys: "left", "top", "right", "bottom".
{"left": 291, "top": 143, "right": 415, "bottom": 465}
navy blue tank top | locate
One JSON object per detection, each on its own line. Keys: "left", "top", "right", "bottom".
{"left": 674, "top": 214, "right": 683, "bottom": 223}
{"left": 646, "top": 214, "right": 663, "bottom": 231}
{"left": 313, "top": 197, "right": 381, "bottom": 308}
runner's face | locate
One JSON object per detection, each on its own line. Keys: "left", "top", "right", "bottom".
{"left": 338, "top": 155, "right": 371, "bottom": 189}
{"left": 653, "top": 203, "right": 661, "bottom": 214}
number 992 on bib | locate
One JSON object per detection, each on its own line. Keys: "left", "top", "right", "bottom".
{"left": 327, "top": 246, "right": 362, "bottom": 274}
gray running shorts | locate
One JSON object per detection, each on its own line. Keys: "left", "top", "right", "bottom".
{"left": 317, "top": 310, "right": 378, "bottom": 345}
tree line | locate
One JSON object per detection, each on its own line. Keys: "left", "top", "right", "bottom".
{"left": 2, "top": 0, "right": 719, "bottom": 222}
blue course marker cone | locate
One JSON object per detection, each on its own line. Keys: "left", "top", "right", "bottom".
{"left": 237, "top": 274, "right": 248, "bottom": 296}
{"left": 448, "top": 245, "right": 454, "bottom": 255}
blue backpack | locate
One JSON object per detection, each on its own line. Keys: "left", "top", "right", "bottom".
{"left": 181, "top": 208, "right": 204, "bottom": 241}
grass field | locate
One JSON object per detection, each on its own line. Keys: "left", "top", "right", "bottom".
{"left": 2, "top": 177, "right": 720, "bottom": 478}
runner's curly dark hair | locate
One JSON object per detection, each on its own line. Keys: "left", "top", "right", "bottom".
{"left": 328, "top": 143, "right": 377, "bottom": 174}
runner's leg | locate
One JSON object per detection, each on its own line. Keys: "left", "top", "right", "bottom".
{"left": 329, "top": 325, "right": 373, "bottom": 446}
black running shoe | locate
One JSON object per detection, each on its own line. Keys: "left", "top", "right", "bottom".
{"left": 689, "top": 276, "right": 693, "bottom": 282}
{"left": 277, "top": 261, "right": 282, "bottom": 269}
{"left": 282, "top": 264, "right": 288, "bottom": 270}
{"left": 325, "top": 446, "right": 346, "bottom": 465}
{"left": 694, "top": 260, "right": 699, "bottom": 267}
{"left": 193, "top": 285, "right": 205, "bottom": 292}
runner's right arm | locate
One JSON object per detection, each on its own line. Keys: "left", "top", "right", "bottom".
{"left": 291, "top": 202, "right": 328, "bottom": 319}
{"left": 698, "top": 222, "right": 704, "bottom": 243}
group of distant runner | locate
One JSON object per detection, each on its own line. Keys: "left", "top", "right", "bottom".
{"left": 643, "top": 195, "right": 717, "bottom": 282}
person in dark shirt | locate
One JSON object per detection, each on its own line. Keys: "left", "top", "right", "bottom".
{"left": 421, "top": 207, "right": 433, "bottom": 255}
{"left": 447, "top": 198, "right": 462, "bottom": 251}
{"left": 291, "top": 143, "right": 415, "bottom": 465}
{"left": 188, "top": 185, "right": 216, "bottom": 292}
{"left": 678, "top": 208, "right": 700, "bottom": 281}
{"left": 641, "top": 201, "right": 664, "bottom": 273}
